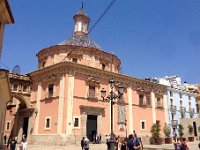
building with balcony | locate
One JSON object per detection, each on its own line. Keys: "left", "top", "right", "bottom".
{"left": 4, "top": 7, "right": 169, "bottom": 145}
{"left": 148, "top": 76, "right": 200, "bottom": 138}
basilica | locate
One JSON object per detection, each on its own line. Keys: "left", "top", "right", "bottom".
{"left": 4, "top": 7, "right": 172, "bottom": 145}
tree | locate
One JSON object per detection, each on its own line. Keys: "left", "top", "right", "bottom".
{"left": 178, "top": 124, "right": 184, "bottom": 138}
{"left": 163, "top": 123, "right": 171, "bottom": 137}
{"left": 188, "top": 124, "right": 194, "bottom": 136}
{"left": 150, "top": 122, "right": 161, "bottom": 141}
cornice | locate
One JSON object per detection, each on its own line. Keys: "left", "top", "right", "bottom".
{"left": 28, "top": 62, "right": 167, "bottom": 91}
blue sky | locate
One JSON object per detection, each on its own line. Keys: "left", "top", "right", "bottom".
{"left": 2, "top": 0, "right": 200, "bottom": 83}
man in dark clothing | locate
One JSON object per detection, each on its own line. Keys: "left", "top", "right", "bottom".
{"left": 127, "top": 134, "right": 134, "bottom": 150}
{"left": 8, "top": 136, "right": 17, "bottom": 150}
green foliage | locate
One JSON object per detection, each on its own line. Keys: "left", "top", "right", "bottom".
{"left": 198, "top": 126, "right": 200, "bottom": 133}
{"left": 150, "top": 122, "right": 161, "bottom": 140}
{"left": 163, "top": 123, "right": 171, "bottom": 137}
{"left": 188, "top": 124, "right": 194, "bottom": 136}
{"left": 178, "top": 124, "right": 184, "bottom": 138}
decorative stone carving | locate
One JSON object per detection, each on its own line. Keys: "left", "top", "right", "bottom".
{"left": 118, "top": 105, "right": 126, "bottom": 124}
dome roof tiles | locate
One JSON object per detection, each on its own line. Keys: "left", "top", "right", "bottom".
{"left": 58, "top": 34, "right": 101, "bottom": 50}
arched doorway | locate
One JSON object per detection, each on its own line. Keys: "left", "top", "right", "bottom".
{"left": 4, "top": 93, "right": 33, "bottom": 142}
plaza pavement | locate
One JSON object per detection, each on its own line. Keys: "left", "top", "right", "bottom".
{"left": 26, "top": 141, "right": 199, "bottom": 150}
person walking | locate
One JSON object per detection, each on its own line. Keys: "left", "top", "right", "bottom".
{"left": 119, "top": 137, "right": 127, "bottom": 150}
{"left": 84, "top": 136, "right": 90, "bottom": 150}
{"left": 21, "top": 138, "right": 27, "bottom": 150}
{"left": 127, "top": 134, "right": 134, "bottom": 150}
{"left": 8, "top": 136, "right": 17, "bottom": 150}
{"left": 180, "top": 138, "right": 189, "bottom": 150}
{"left": 81, "top": 137, "right": 85, "bottom": 150}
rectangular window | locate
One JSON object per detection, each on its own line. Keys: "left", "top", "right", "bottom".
{"left": 140, "top": 120, "right": 146, "bottom": 130}
{"left": 88, "top": 85, "right": 96, "bottom": 99}
{"left": 23, "top": 85, "right": 28, "bottom": 93}
{"left": 170, "top": 98, "right": 173, "bottom": 105}
{"left": 48, "top": 84, "right": 54, "bottom": 98}
{"left": 188, "top": 96, "right": 191, "bottom": 100}
{"left": 170, "top": 91, "right": 173, "bottom": 97}
{"left": 6, "top": 122, "right": 10, "bottom": 131}
{"left": 139, "top": 95, "right": 144, "bottom": 106}
{"left": 45, "top": 118, "right": 51, "bottom": 129}
{"left": 102, "top": 64, "right": 106, "bottom": 70}
{"left": 156, "top": 97, "right": 162, "bottom": 108}
{"left": 146, "top": 95, "right": 151, "bottom": 106}
{"left": 73, "top": 117, "right": 80, "bottom": 128}
{"left": 196, "top": 104, "right": 199, "bottom": 113}
{"left": 72, "top": 58, "right": 78, "bottom": 63}
{"left": 13, "top": 84, "right": 18, "bottom": 91}
{"left": 179, "top": 93, "right": 182, "bottom": 99}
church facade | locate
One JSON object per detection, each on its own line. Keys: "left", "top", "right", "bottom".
{"left": 4, "top": 8, "right": 168, "bottom": 145}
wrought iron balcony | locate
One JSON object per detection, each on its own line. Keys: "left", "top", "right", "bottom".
{"left": 170, "top": 105, "right": 177, "bottom": 113}
{"left": 189, "top": 108, "right": 195, "bottom": 118}
{"left": 180, "top": 106, "right": 186, "bottom": 113}
{"left": 171, "top": 120, "right": 178, "bottom": 129}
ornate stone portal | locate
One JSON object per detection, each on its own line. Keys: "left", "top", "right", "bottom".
{"left": 80, "top": 106, "right": 104, "bottom": 137}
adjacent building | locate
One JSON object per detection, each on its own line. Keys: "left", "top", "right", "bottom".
{"left": 4, "top": 8, "right": 168, "bottom": 145}
{"left": 0, "top": 0, "right": 14, "bottom": 148}
{"left": 147, "top": 76, "right": 200, "bottom": 138}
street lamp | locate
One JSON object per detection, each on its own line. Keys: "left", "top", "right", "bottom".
{"left": 125, "top": 119, "right": 127, "bottom": 139}
{"left": 101, "top": 79, "right": 124, "bottom": 150}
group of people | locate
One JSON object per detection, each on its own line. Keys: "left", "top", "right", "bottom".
{"left": 105, "top": 131, "right": 142, "bottom": 150}
{"left": 124, "top": 131, "right": 142, "bottom": 150}
{"left": 173, "top": 138, "right": 189, "bottom": 150}
{"left": 6, "top": 134, "right": 27, "bottom": 150}
{"left": 93, "top": 134, "right": 102, "bottom": 144}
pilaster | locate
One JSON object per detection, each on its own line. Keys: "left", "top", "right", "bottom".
{"left": 57, "top": 75, "right": 65, "bottom": 134}
{"left": 163, "top": 94, "right": 169, "bottom": 124}
{"left": 97, "top": 114, "right": 102, "bottom": 135}
{"left": 151, "top": 92, "right": 156, "bottom": 123}
{"left": 127, "top": 87, "right": 133, "bottom": 133}
{"left": 34, "top": 82, "right": 42, "bottom": 134}
{"left": 66, "top": 74, "right": 75, "bottom": 135}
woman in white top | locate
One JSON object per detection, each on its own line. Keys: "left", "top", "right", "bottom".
{"left": 21, "top": 138, "right": 27, "bottom": 150}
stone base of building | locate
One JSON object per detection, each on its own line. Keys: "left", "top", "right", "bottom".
{"left": 28, "top": 134, "right": 152, "bottom": 145}
{"left": 29, "top": 134, "right": 86, "bottom": 145}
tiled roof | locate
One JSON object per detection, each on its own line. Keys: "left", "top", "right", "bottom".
{"left": 58, "top": 34, "right": 101, "bottom": 50}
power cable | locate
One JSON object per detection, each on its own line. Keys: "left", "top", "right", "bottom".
{"left": 0, "top": 60, "right": 10, "bottom": 71}
{"left": 88, "top": 0, "right": 117, "bottom": 34}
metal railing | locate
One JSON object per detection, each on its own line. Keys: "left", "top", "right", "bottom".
{"left": 170, "top": 105, "right": 177, "bottom": 113}
{"left": 171, "top": 120, "right": 178, "bottom": 128}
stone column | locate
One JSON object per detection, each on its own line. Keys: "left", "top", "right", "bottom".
{"left": 34, "top": 82, "right": 42, "bottom": 134}
{"left": 66, "top": 74, "right": 75, "bottom": 135}
{"left": 57, "top": 75, "right": 65, "bottom": 134}
{"left": 81, "top": 113, "right": 87, "bottom": 137}
{"left": 97, "top": 114, "right": 102, "bottom": 135}
{"left": 151, "top": 92, "right": 156, "bottom": 123}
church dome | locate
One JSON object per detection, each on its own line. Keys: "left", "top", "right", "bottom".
{"left": 58, "top": 34, "right": 101, "bottom": 50}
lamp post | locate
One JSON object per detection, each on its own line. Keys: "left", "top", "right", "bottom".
{"left": 101, "top": 79, "right": 123, "bottom": 150}
{"left": 125, "top": 119, "right": 127, "bottom": 139}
